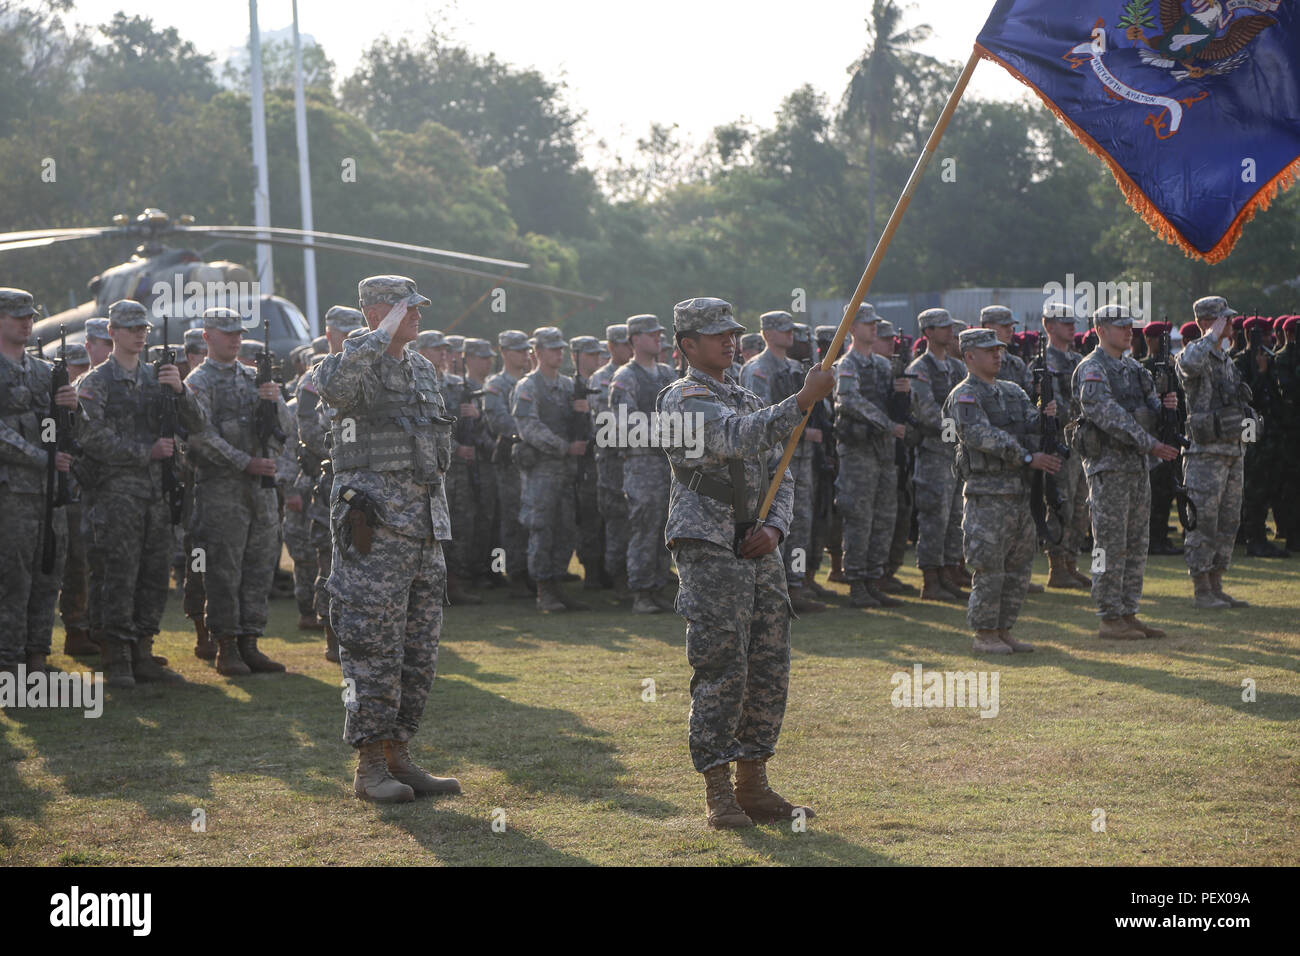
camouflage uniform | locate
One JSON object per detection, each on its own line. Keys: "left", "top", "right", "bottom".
{"left": 590, "top": 325, "right": 630, "bottom": 585}
{"left": 439, "top": 363, "right": 480, "bottom": 585}
{"left": 511, "top": 329, "right": 581, "bottom": 583}
{"left": 463, "top": 339, "right": 501, "bottom": 583}
{"left": 740, "top": 317, "right": 813, "bottom": 591}
{"left": 946, "top": 339, "right": 1041, "bottom": 639}
{"left": 833, "top": 346, "right": 897, "bottom": 582}
{"left": 483, "top": 332, "right": 529, "bottom": 582}
{"left": 296, "top": 354, "right": 334, "bottom": 624}
{"left": 279, "top": 406, "right": 319, "bottom": 619}
{"left": 1176, "top": 299, "right": 1250, "bottom": 577}
{"left": 316, "top": 277, "right": 454, "bottom": 747}
{"left": 184, "top": 311, "right": 292, "bottom": 654}
{"left": 0, "top": 292, "right": 68, "bottom": 668}
{"left": 1072, "top": 312, "right": 1163, "bottom": 621}
{"left": 659, "top": 299, "right": 799, "bottom": 773}
{"left": 907, "top": 324, "right": 965, "bottom": 570}
{"left": 610, "top": 319, "right": 676, "bottom": 594}
{"left": 1042, "top": 339, "right": 1090, "bottom": 559}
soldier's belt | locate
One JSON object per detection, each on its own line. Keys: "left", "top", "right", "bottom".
{"left": 671, "top": 462, "right": 735, "bottom": 504}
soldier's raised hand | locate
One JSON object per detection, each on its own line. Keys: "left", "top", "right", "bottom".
{"left": 796, "top": 368, "right": 835, "bottom": 410}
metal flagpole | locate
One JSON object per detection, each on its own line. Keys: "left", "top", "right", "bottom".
{"left": 291, "top": 0, "right": 319, "bottom": 334}
{"left": 248, "top": 0, "right": 274, "bottom": 294}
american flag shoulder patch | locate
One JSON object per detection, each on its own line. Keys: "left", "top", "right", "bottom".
{"left": 1083, "top": 371, "right": 1103, "bottom": 382}
{"left": 751, "top": 368, "right": 768, "bottom": 379}
{"left": 681, "top": 385, "right": 711, "bottom": 398}
{"left": 77, "top": 387, "right": 95, "bottom": 400}
{"left": 957, "top": 393, "right": 977, "bottom": 404}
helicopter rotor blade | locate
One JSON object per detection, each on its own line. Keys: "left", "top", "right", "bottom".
{"left": 180, "top": 225, "right": 529, "bottom": 271}
{"left": 0, "top": 233, "right": 110, "bottom": 254}
{"left": 197, "top": 232, "right": 603, "bottom": 302}
{"left": 0, "top": 227, "right": 110, "bottom": 243}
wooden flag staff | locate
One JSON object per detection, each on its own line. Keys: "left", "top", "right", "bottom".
{"left": 756, "top": 48, "right": 982, "bottom": 523}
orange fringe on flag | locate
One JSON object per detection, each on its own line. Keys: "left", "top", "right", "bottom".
{"left": 975, "top": 43, "right": 1300, "bottom": 264}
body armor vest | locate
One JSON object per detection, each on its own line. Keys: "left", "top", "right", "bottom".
{"left": 0, "top": 358, "right": 47, "bottom": 492}
{"left": 965, "top": 385, "right": 1030, "bottom": 475}
{"left": 330, "top": 359, "right": 452, "bottom": 484}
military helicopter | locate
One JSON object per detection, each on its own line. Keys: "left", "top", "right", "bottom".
{"left": 0, "top": 207, "right": 602, "bottom": 359}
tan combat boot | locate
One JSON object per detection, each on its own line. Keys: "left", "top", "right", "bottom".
{"left": 805, "top": 569, "right": 835, "bottom": 599}
{"left": 702, "top": 764, "right": 754, "bottom": 830}
{"left": 788, "top": 586, "right": 826, "bottom": 613}
{"left": 1209, "top": 570, "right": 1249, "bottom": 608}
{"left": 632, "top": 590, "right": 663, "bottom": 614}
{"left": 921, "top": 568, "right": 960, "bottom": 602}
{"left": 536, "top": 580, "right": 567, "bottom": 612}
{"left": 237, "top": 636, "right": 286, "bottom": 673}
{"left": 297, "top": 612, "right": 323, "bottom": 631}
{"left": 1192, "top": 573, "right": 1230, "bottom": 609}
{"left": 132, "top": 636, "right": 186, "bottom": 684}
{"left": 324, "top": 623, "right": 340, "bottom": 663}
{"left": 384, "top": 740, "right": 462, "bottom": 796}
{"left": 100, "top": 636, "right": 136, "bottom": 688}
{"left": 1066, "top": 555, "right": 1092, "bottom": 588}
{"left": 446, "top": 572, "right": 484, "bottom": 606}
{"left": 865, "top": 579, "right": 903, "bottom": 608}
{"left": 972, "top": 629, "right": 1013, "bottom": 654}
{"left": 354, "top": 741, "right": 415, "bottom": 803}
{"left": 942, "top": 565, "right": 969, "bottom": 599}
{"left": 1123, "top": 614, "right": 1166, "bottom": 638}
{"left": 997, "top": 628, "right": 1034, "bottom": 652}
{"left": 215, "top": 637, "right": 251, "bottom": 677}
{"left": 1098, "top": 617, "right": 1144, "bottom": 640}
{"left": 849, "top": 580, "right": 880, "bottom": 608}
{"left": 734, "top": 758, "right": 815, "bottom": 824}
{"left": 193, "top": 617, "right": 216, "bottom": 660}
{"left": 63, "top": 627, "right": 99, "bottom": 656}
{"left": 1047, "top": 553, "right": 1076, "bottom": 588}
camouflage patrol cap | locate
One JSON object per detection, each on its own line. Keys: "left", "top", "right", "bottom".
{"left": 877, "top": 320, "right": 897, "bottom": 338}
{"left": 792, "top": 322, "right": 811, "bottom": 342}
{"left": 958, "top": 328, "right": 1005, "bottom": 352}
{"left": 444, "top": 334, "right": 465, "bottom": 353}
{"left": 739, "top": 332, "right": 764, "bottom": 351}
{"left": 238, "top": 339, "right": 264, "bottom": 359}
{"left": 852, "top": 303, "right": 880, "bottom": 324}
{"left": 357, "top": 275, "right": 430, "bottom": 309}
{"left": 814, "top": 325, "right": 837, "bottom": 340}
{"left": 626, "top": 314, "right": 665, "bottom": 336}
{"left": 1042, "top": 301, "right": 1076, "bottom": 323}
{"left": 569, "top": 335, "right": 603, "bottom": 354}
{"left": 530, "top": 326, "right": 567, "bottom": 350}
{"left": 980, "top": 305, "right": 1016, "bottom": 326}
{"left": 464, "top": 337, "right": 494, "bottom": 359}
{"left": 183, "top": 327, "right": 208, "bottom": 354}
{"left": 201, "top": 306, "right": 243, "bottom": 332}
{"left": 0, "top": 288, "right": 37, "bottom": 318}
{"left": 311, "top": 335, "right": 328, "bottom": 354}
{"left": 414, "top": 329, "right": 446, "bottom": 350}
{"left": 324, "top": 305, "right": 365, "bottom": 331}
{"left": 84, "top": 318, "right": 112, "bottom": 341}
{"left": 605, "top": 323, "right": 629, "bottom": 344}
{"left": 760, "top": 310, "right": 796, "bottom": 332}
{"left": 1092, "top": 303, "right": 1133, "bottom": 327}
{"left": 108, "top": 299, "right": 151, "bottom": 329}
{"left": 918, "top": 308, "right": 953, "bottom": 330}
{"left": 673, "top": 297, "right": 744, "bottom": 336}
{"left": 59, "top": 342, "right": 89, "bottom": 365}
{"left": 1193, "top": 295, "right": 1236, "bottom": 320}
{"left": 498, "top": 329, "right": 530, "bottom": 351}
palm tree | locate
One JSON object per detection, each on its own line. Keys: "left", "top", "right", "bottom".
{"left": 842, "top": 1, "right": 933, "bottom": 264}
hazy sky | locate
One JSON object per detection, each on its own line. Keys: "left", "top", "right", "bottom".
{"left": 68, "top": 1, "right": 1027, "bottom": 162}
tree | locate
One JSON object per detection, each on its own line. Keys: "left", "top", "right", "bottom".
{"left": 221, "top": 37, "right": 336, "bottom": 98}
{"left": 0, "top": 0, "right": 87, "bottom": 137}
{"left": 83, "top": 13, "right": 219, "bottom": 114}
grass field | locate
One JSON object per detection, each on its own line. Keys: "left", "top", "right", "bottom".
{"left": 2, "top": 549, "right": 1297, "bottom": 867}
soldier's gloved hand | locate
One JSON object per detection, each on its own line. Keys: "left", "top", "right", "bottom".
{"left": 54, "top": 384, "right": 79, "bottom": 409}
{"left": 796, "top": 368, "right": 835, "bottom": 410}
{"left": 150, "top": 437, "right": 176, "bottom": 460}
{"left": 739, "top": 525, "right": 781, "bottom": 558}
{"left": 1151, "top": 442, "right": 1179, "bottom": 462}
{"left": 1030, "top": 452, "right": 1062, "bottom": 474}
{"left": 157, "top": 364, "right": 183, "bottom": 393}
{"left": 258, "top": 381, "right": 280, "bottom": 401}
{"left": 377, "top": 300, "right": 408, "bottom": 339}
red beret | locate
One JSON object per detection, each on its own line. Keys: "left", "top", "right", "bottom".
{"left": 1231, "top": 315, "right": 1246, "bottom": 330}
{"left": 1180, "top": 322, "right": 1201, "bottom": 341}
{"left": 1073, "top": 332, "right": 1085, "bottom": 346}
{"left": 1244, "top": 316, "right": 1272, "bottom": 333}
{"left": 1143, "top": 321, "right": 1170, "bottom": 337}
{"left": 1284, "top": 316, "right": 1300, "bottom": 332}
{"left": 1273, "top": 316, "right": 1287, "bottom": 332}
{"left": 1021, "top": 330, "right": 1039, "bottom": 344}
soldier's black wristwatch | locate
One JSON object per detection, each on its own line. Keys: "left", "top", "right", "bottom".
{"left": 1023, "top": 452, "right": 1033, "bottom": 465}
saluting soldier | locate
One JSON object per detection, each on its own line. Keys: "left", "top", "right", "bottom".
{"left": 659, "top": 296, "right": 833, "bottom": 829}
{"left": 77, "top": 299, "right": 202, "bottom": 686}
{"left": 946, "top": 328, "right": 1062, "bottom": 655}
{"left": 1072, "top": 304, "right": 1179, "bottom": 640}
{"left": 316, "top": 275, "right": 461, "bottom": 804}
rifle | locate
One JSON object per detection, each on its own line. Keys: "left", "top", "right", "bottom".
{"left": 254, "top": 319, "right": 284, "bottom": 489}
{"left": 570, "top": 374, "right": 601, "bottom": 526}
{"left": 455, "top": 379, "right": 486, "bottom": 503}
{"left": 1028, "top": 335, "right": 1071, "bottom": 546}
{"left": 154, "top": 316, "right": 185, "bottom": 525}
{"left": 1151, "top": 327, "right": 1197, "bottom": 533}
{"left": 41, "top": 324, "right": 77, "bottom": 573}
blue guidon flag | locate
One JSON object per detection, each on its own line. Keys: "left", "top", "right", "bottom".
{"left": 976, "top": 0, "right": 1300, "bottom": 262}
